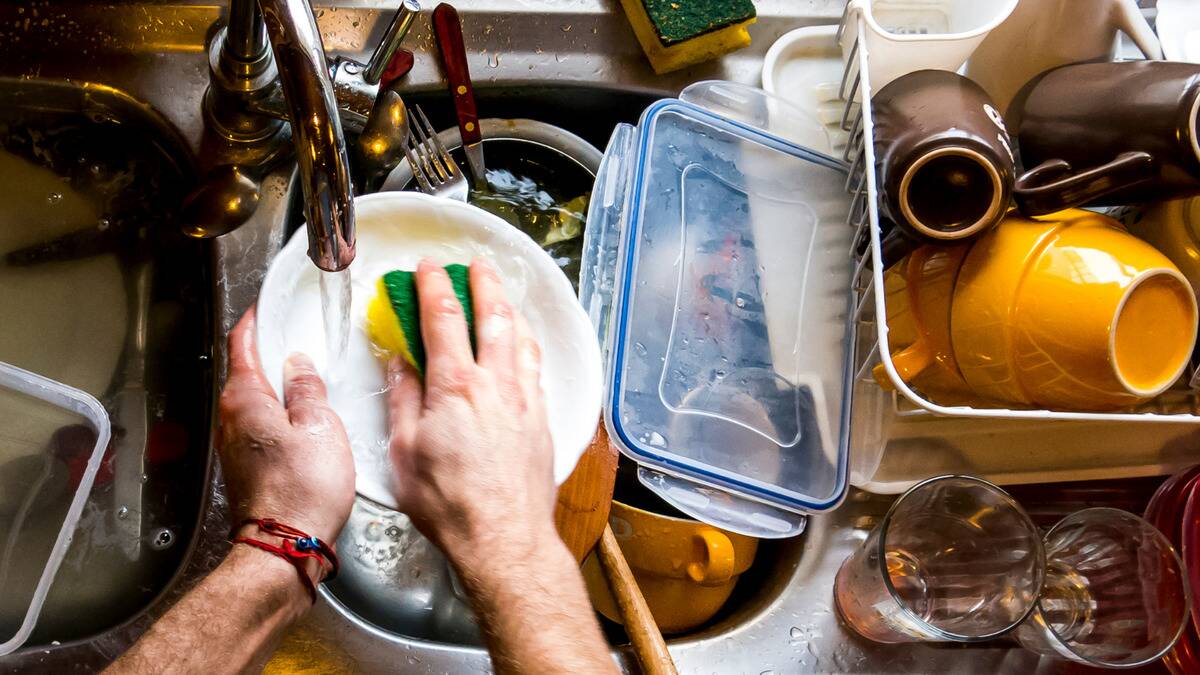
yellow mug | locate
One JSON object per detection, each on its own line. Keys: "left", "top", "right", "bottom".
{"left": 581, "top": 501, "right": 758, "bottom": 634}
{"left": 953, "top": 209, "right": 1197, "bottom": 410}
{"left": 874, "top": 243, "right": 974, "bottom": 401}
{"left": 881, "top": 209, "right": 1198, "bottom": 410}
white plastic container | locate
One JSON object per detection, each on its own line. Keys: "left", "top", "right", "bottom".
{"left": 0, "top": 361, "right": 110, "bottom": 655}
{"left": 838, "top": 0, "right": 1018, "bottom": 91}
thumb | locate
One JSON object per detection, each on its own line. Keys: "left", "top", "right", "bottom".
{"left": 282, "top": 353, "right": 339, "bottom": 430}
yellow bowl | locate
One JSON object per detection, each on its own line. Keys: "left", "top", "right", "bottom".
{"left": 582, "top": 501, "right": 759, "bottom": 634}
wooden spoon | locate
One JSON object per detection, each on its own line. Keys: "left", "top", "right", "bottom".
{"left": 554, "top": 424, "right": 679, "bottom": 675}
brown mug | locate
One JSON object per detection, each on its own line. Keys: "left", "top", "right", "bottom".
{"left": 872, "top": 70, "right": 1015, "bottom": 246}
{"left": 1012, "top": 61, "right": 1200, "bottom": 215}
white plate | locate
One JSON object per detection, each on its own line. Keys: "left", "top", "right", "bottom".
{"left": 256, "top": 192, "right": 603, "bottom": 509}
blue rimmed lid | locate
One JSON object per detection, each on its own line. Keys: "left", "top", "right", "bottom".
{"left": 583, "top": 82, "right": 854, "bottom": 537}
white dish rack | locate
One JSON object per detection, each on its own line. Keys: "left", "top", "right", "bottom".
{"left": 835, "top": 9, "right": 1200, "bottom": 427}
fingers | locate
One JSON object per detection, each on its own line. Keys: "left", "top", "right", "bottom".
{"left": 282, "top": 352, "right": 338, "bottom": 429}
{"left": 416, "top": 260, "right": 475, "bottom": 385}
{"left": 513, "top": 314, "right": 544, "bottom": 409}
{"left": 226, "top": 306, "right": 278, "bottom": 400}
{"left": 469, "top": 259, "right": 518, "bottom": 375}
{"left": 386, "top": 356, "right": 423, "bottom": 449}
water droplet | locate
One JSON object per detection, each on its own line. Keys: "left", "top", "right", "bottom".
{"left": 97, "top": 217, "right": 110, "bottom": 230}
{"left": 365, "top": 520, "right": 383, "bottom": 542}
{"left": 633, "top": 341, "right": 647, "bottom": 356}
{"left": 116, "top": 506, "right": 129, "bottom": 519}
{"left": 140, "top": 473, "right": 149, "bottom": 483}
{"left": 790, "top": 626, "right": 803, "bottom": 639}
{"left": 46, "top": 191, "right": 62, "bottom": 205}
{"left": 385, "top": 525, "right": 402, "bottom": 540}
{"left": 487, "top": 53, "right": 501, "bottom": 68}
{"left": 149, "top": 527, "right": 175, "bottom": 550}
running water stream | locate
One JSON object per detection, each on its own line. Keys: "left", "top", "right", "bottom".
{"left": 319, "top": 267, "right": 353, "bottom": 385}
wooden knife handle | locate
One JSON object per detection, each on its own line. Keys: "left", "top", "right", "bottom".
{"left": 432, "top": 3, "right": 482, "bottom": 146}
{"left": 597, "top": 525, "right": 680, "bottom": 675}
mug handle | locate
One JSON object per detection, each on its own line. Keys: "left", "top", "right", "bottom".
{"left": 872, "top": 339, "right": 934, "bottom": 391}
{"left": 686, "top": 530, "right": 735, "bottom": 586}
{"left": 1013, "top": 151, "right": 1156, "bottom": 216}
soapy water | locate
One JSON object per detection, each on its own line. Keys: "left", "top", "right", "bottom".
{"left": 471, "top": 167, "right": 588, "bottom": 290}
{"left": 0, "top": 107, "right": 208, "bottom": 644}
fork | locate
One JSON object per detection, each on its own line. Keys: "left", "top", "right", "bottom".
{"left": 404, "top": 104, "right": 469, "bottom": 202}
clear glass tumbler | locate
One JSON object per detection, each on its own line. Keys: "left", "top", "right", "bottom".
{"left": 834, "top": 475, "right": 1045, "bottom": 643}
{"left": 1014, "top": 507, "right": 1190, "bottom": 668}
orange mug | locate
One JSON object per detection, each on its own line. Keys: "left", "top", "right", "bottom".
{"left": 581, "top": 501, "right": 758, "bottom": 634}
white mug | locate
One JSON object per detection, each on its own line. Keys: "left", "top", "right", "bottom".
{"left": 964, "top": 0, "right": 1162, "bottom": 115}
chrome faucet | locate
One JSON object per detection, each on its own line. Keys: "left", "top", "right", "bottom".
{"left": 197, "top": 0, "right": 419, "bottom": 271}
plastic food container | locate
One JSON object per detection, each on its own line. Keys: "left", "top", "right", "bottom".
{"left": 582, "top": 82, "right": 855, "bottom": 538}
{"left": 0, "top": 361, "right": 110, "bottom": 655}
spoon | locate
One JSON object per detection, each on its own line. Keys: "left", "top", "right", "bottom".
{"left": 180, "top": 164, "right": 261, "bottom": 238}
{"left": 356, "top": 90, "right": 410, "bottom": 192}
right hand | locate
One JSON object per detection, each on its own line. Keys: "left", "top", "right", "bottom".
{"left": 386, "top": 259, "right": 558, "bottom": 565}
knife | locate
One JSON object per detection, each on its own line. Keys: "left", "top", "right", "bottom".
{"left": 433, "top": 3, "right": 486, "bottom": 190}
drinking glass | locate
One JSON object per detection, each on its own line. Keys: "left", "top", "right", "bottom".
{"left": 834, "top": 475, "right": 1045, "bottom": 643}
{"left": 1015, "top": 508, "right": 1190, "bottom": 668}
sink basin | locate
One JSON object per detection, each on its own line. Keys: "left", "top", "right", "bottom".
{"left": 282, "top": 83, "right": 812, "bottom": 649}
{"left": 0, "top": 79, "right": 213, "bottom": 647}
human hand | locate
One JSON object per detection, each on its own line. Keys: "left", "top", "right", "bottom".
{"left": 218, "top": 307, "right": 355, "bottom": 545}
{"left": 386, "top": 259, "right": 557, "bottom": 565}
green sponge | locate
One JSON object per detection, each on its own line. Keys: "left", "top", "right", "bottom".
{"left": 621, "top": 0, "right": 757, "bottom": 73}
{"left": 366, "top": 264, "right": 474, "bottom": 374}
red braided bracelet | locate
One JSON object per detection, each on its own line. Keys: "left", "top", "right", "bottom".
{"left": 231, "top": 518, "right": 340, "bottom": 604}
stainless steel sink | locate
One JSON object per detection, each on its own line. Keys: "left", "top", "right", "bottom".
{"left": 0, "top": 1, "right": 1163, "bottom": 672}
{"left": 0, "top": 78, "right": 213, "bottom": 648}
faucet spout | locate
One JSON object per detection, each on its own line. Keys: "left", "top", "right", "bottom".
{"left": 257, "top": 0, "right": 356, "bottom": 271}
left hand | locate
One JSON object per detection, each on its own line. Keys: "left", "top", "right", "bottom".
{"left": 217, "top": 307, "right": 355, "bottom": 545}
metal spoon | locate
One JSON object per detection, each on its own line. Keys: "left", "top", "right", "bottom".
{"left": 355, "top": 89, "right": 410, "bottom": 192}
{"left": 180, "top": 165, "right": 261, "bottom": 238}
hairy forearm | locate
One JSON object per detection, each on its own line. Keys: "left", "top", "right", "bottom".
{"left": 106, "top": 545, "right": 309, "bottom": 675}
{"left": 449, "top": 524, "right": 617, "bottom": 675}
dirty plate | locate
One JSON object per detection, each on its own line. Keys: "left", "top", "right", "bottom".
{"left": 256, "top": 192, "right": 603, "bottom": 509}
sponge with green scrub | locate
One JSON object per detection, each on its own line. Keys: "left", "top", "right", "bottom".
{"left": 620, "top": 0, "right": 757, "bottom": 74}
{"left": 366, "top": 264, "right": 475, "bottom": 375}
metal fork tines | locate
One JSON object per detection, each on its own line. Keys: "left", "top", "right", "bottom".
{"left": 404, "top": 104, "right": 468, "bottom": 202}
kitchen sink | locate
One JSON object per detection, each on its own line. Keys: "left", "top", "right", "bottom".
{"left": 0, "top": 78, "right": 213, "bottom": 647}
{"left": 0, "top": 1, "right": 1178, "bottom": 673}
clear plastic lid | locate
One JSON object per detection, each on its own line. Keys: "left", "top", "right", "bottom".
{"left": 0, "top": 361, "right": 110, "bottom": 655}
{"left": 586, "top": 83, "right": 854, "bottom": 537}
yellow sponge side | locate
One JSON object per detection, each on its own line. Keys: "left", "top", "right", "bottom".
{"left": 366, "top": 277, "right": 418, "bottom": 370}
{"left": 619, "top": 0, "right": 755, "bottom": 74}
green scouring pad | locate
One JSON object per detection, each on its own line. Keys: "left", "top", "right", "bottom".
{"left": 366, "top": 264, "right": 474, "bottom": 375}
{"left": 620, "top": 0, "right": 757, "bottom": 74}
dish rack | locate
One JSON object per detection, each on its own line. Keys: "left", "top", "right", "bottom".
{"left": 835, "top": 10, "right": 1200, "bottom": 425}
